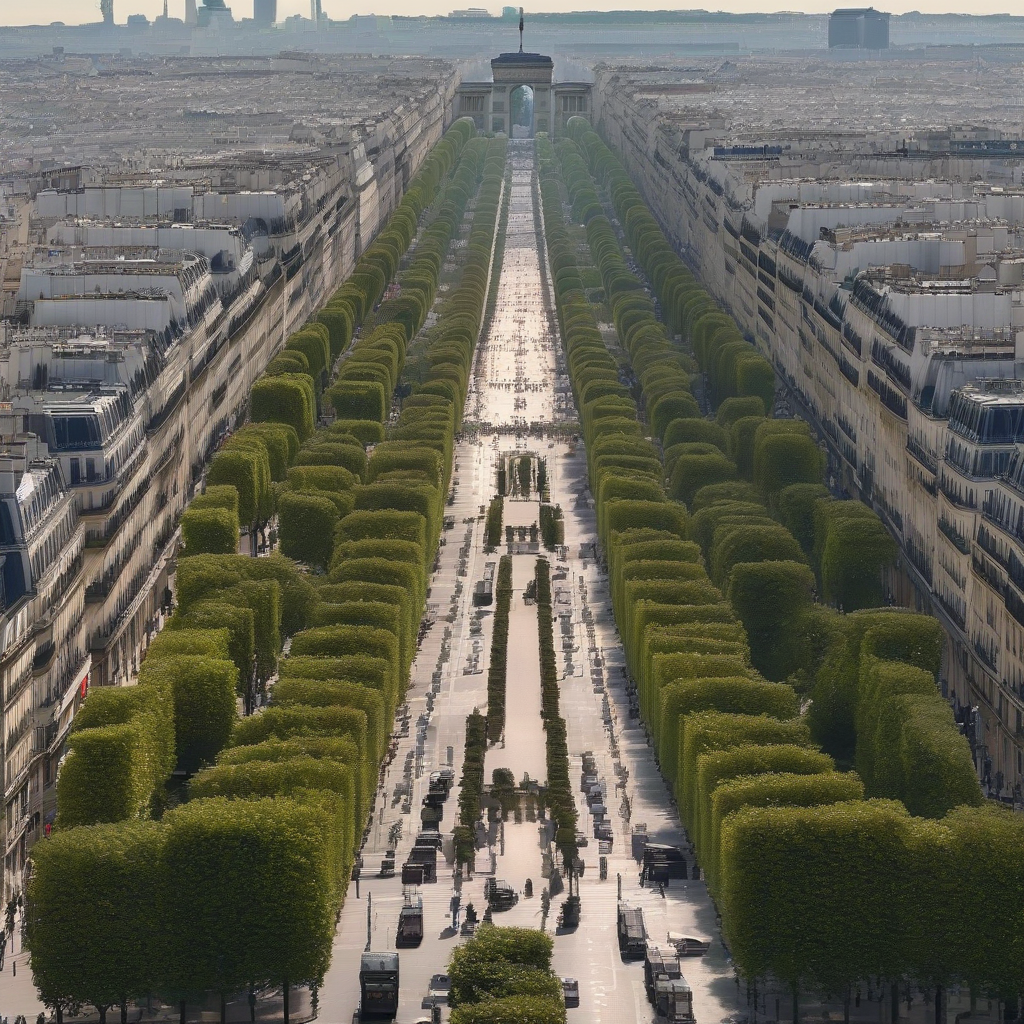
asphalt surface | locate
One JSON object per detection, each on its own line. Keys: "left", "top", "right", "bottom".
{"left": 316, "top": 141, "right": 745, "bottom": 1024}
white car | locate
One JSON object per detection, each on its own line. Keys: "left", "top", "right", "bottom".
{"left": 668, "top": 932, "right": 711, "bottom": 956}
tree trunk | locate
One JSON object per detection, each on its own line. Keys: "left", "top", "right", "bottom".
{"left": 283, "top": 976, "right": 290, "bottom": 1024}
{"left": 121, "top": 999, "right": 129, "bottom": 1024}
{"left": 56, "top": 1007, "right": 63, "bottom": 1024}
{"left": 220, "top": 992, "right": 227, "bottom": 1024}
{"left": 892, "top": 984, "right": 901, "bottom": 1024}
{"left": 793, "top": 984, "right": 799, "bottom": 1024}
{"left": 845, "top": 989, "right": 851, "bottom": 1024}
{"left": 180, "top": 999, "right": 187, "bottom": 1024}
{"left": 98, "top": 1006, "right": 108, "bottom": 1024}
{"left": 935, "top": 986, "right": 944, "bottom": 1024}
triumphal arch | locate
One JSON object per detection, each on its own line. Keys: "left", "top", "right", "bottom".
{"left": 455, "top": 50, "right": 592, "bottom": 138}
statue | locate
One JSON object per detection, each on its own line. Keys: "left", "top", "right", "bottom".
{"left": 519, "top": 7, "right": 524, "bottom": 52}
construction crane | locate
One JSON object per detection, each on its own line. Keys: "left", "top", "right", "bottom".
{"left": 100, "top": 0, "right": 113, "bottom": 24}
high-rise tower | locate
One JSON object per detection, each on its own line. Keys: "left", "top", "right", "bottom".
{"left": 100, "top": 0, "right": 114, "bottom": 24}
{"left": 254, "top": 0, "right": 276, "bottom": 25}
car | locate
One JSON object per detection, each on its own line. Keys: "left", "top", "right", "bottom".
{"left": 426, "top": 974, "right": 450, "bottom": 1004}
{"left": 561, "top": 977, "right": 580, "bottom": 1007}
{"left": 574, "top": 831, "right": 589, "bottom": 848}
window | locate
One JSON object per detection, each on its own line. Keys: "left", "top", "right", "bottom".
{"left": 460, "top": 95, "right": 485, "bottom": 113}
{"left": 492, "top": 101, "right": 505, "bottom": 113}
{"left": 69, "top": 459, "right": 80, "bottom": 485}
{"left": 492, "top": 118, "right": 505, "bottom": 132}
{"left": 51, "top": 413, "right": 100, "bottom": 451}
{"left": 561, "top": 95, "right": 587, "bottom": 113}
{"left": 85, "top": 458, "right": 96, "bottom": 483}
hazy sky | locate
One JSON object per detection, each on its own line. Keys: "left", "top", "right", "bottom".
{"left": 1, "top": 0, "right": 1018, "bottom": 25}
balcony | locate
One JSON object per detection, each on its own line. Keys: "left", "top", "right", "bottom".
{"left": 939, "top": 477, "right": 976, "bottom": 511}
{"left": 972, "top": 553, "right": 1003, "bottom": 593}
{"left": 974, "top": 637, "right": 999, "bottom": 673}
{"left": 935, "top": 589, "right": 967, "bottom": 630}
{"left": 906, "top": 437, "right": 938, "bottom": 475}
{"left": 976, "top": 524, "right": 1010, "bottom": 571}
{"left": 937, "top": 516, "right": 971, "bottom": 555}
{"left": 85, "top": 474, "right": 152, "bottom": 551}
{"left": 904, "top": 538, "right": 934, "bottom": 586}
{"left": 867, "top": 369, "right": 908, "bottom": 419}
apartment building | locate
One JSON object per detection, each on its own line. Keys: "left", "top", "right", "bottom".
{"left": 0, "top": 432, "right": 88, "bottom": 895}
{"left": 0, "top": 63, "right": 455, "bottom": 903}
{"left": 596, "top": 72, "right": 1024, "bottom": 798}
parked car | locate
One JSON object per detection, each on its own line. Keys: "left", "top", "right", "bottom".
{"left": 668, "top": 933, "right": 711, "bottom": 957}
{"left": 562, "top": 977, "right": 580, "bottom": 1008}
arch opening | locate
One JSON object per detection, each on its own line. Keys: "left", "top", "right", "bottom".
{"left": 510, "top": 84, "right": 535, "bottom": 138}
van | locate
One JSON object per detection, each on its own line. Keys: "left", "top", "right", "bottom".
{"left": 396, "top": 890, "right": 424, "bottom": 948}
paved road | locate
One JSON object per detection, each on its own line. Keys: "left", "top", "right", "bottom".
{"left": 0, "top": 139, "right": 743, "bottom": 1024}
{"left": 315, "top": 140, "right": 745, "bottom": 1024}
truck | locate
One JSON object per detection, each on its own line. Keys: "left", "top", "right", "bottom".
{"left": 428, "top": 770, "right": 454, "bottom": 799}
{"left": 643, "top": 844, "right": 688, "bottom": 881}
{"left": 396, "top": 890, "right": 424, "bottom": 948}
{"left": 631, "top": 823, "right": 648, "bottom": 861}
{"left": 359, "top": 952, "right": 399, "bottom": 1020}
{"left": 473, "top": 562, "right": 496, "bottom": 606}
{"left": 654, "top": 975, "right": 695, "bottom": 1023}
{"left": 405, "top": 844, "right": 437, "bottom": 883}
{"left": 616, "top": 903, "right": 647, "bottom": 960}
{"left": 644, "top": 946, "right": 681, "bottom": 1003}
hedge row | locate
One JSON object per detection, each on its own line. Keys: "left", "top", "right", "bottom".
{"left": 485, "top": 496, "right": 504, "bottom": 551}
{"left": 566, "top": 116, "right": 775, "bottom": 416}
{"left": 272, "top": 133, "right": 507, "bottom": 871}
{"left": 29, "top": 121, "right": 485, "bottom": 1019}
{"left": 539, "top": 503, "right": 563, "bottom": 550}
{"left": 455, "top": 711, "right": 488, "bottom": 868}
{"left": 448, "top": 925, "right": 565, "bottom": 1024}
{"left": 486, "top": 556, "right": 514, "bottom": 743}
{"left": 540, "top": 132, "right": 1021, "bottom": 999}
{"left": 535, "top": 558, "right": 577, "bottom": 869}
{"left": 29, "top": 799, "right": 338, "bottom": 1018}
{"left": 315, "top": 117, "right": 477, "bottom": 358}
{"left": 55, "top": 551, "right": 317, "bottom": 832}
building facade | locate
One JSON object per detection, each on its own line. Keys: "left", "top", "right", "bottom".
{"left": 0, "top": 432, "right": 88, "bottom": 895}
{"left": 0, "top": 79, "right": 455, "bottom": 902}
{"left": 596, "top": 76, "right": 1024, "bottom": 799}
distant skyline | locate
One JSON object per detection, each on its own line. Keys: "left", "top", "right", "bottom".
{"left": 3, "top": 0, "right": 1023, "bottom": 25}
